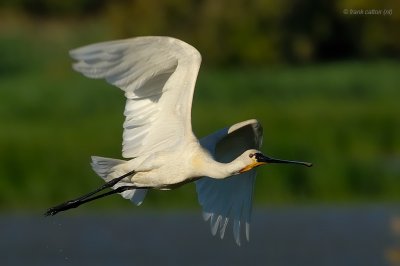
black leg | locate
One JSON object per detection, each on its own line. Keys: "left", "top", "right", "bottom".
{"left": 44, "top": 170, "right": 137, "bottom": 216}
{"left": 74, "top": 170, "right": 136, "bottom": 202}
{"left": 44, "top": 185, "right": 146, "bottom": 216}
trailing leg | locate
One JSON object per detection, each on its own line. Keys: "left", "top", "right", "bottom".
{"left": 44, "top": 170, "right": 137, "bottom": 216}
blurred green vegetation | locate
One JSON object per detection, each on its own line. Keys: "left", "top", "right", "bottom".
{"left": 0, "top": 1, "right": 399, "bottom": 211}
{"left": 1, "top": 0, "right": 399, "bottom": 65}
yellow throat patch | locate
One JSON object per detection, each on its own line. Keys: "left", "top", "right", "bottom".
{"left": 239, "top": 161, "right": 266, "bottom": 173}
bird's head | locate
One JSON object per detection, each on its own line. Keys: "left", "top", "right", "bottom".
{"left": 239, "top": 149, "right": 313, "bottom": 173}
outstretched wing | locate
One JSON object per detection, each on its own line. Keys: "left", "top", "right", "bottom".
{"left": 195, "top": 119, "right": 263, "bottom": 245}
{"left": 70, "top": 37, "right": 201, "bottom": 158}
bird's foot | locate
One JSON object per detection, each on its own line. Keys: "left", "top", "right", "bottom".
{"left": 44, "top": 200, "right": 80, "bottom": 216}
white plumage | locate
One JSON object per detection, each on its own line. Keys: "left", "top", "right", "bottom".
{"left": 47, "top": 36, "right": 312, "bottom": 246}
{"left": 70, "top": 37, "right": 200, "bottom": 158}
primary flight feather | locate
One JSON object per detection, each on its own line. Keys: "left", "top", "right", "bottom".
{"left": 46, "top": 36, "right": 312, "bottom": 246}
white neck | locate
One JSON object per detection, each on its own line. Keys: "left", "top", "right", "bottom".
{"left": 195, "top": 152, "right": 246, "bottom": 179}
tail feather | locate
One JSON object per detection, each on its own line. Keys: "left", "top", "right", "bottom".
{"left": 91, "top": 156, "right": 126, "bottom": 180}
{"left": 90, "top": 156, "right": 148, "bottom": 206}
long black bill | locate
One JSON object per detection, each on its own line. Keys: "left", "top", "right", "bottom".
{"left": 256, "top": 153, "right": 313, "bottom": 167}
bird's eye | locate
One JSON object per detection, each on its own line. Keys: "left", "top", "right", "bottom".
{"left": 249, "top": 153, "right": 255, "bottom": 158}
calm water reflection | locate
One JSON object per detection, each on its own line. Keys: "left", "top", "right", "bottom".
{"left": 1, "top": 206, "right": 399, "bottom": 266}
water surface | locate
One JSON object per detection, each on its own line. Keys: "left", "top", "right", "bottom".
{"left": 1, "top": 207, "right": 399, "bottom": 266}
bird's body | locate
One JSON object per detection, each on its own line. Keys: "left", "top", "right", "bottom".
{"left": 99, "top": 141, "right": 211, "bottom": 189}
{"left": 91, "top": 121, "right": 259, "bottom": 200}
{"left": 97, "top": 142, "right": 245, "bottom": 188}
{"left": 46, "top": 36, "right": 312, "bottom": 245}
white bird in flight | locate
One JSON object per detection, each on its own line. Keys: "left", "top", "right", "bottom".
{"left": 45, "top": 36, "right": 312, "bottom": 245}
